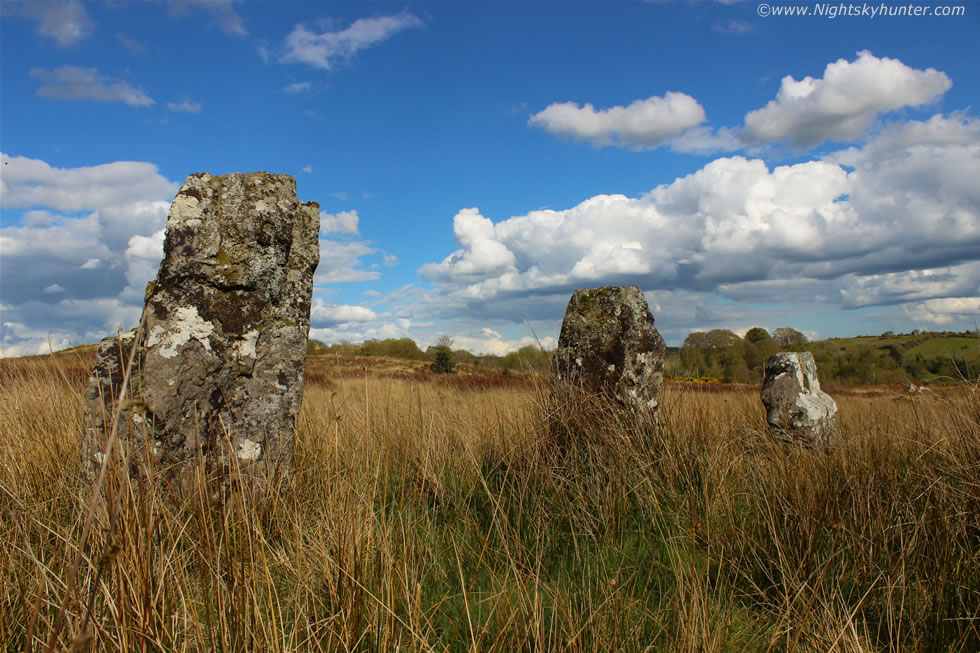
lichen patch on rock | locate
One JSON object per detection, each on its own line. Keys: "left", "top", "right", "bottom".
{"left": 145, "top": 306, "right": 215, "bottom": 358}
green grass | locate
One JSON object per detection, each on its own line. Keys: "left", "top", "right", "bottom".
{"left": 818, "top": 333, "right": 979, "bottom": 360}
{"left": 906, "top": 336, "right": 980, "bottom": 359}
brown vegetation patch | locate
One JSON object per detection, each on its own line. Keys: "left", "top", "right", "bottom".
{"left": 3, "top": 351, "right": 979, "bottom": 650}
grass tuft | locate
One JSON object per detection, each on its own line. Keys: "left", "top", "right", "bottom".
{"left": 2, "top": 355, "right": 979, "bottom": 650}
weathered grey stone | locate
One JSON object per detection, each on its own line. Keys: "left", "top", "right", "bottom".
{"left": 554, "top": 285, "right": 667, "bottom": 415}
{"left": 761, "top": 352, "right": 839, "bottom": 448}
{"left": 82, "top": 172, "right": 319, "bottom": 485}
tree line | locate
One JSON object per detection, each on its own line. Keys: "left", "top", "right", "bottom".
{"left": 674, "top": 327, "right": 979, "bottom": 385}
{"left": 308, "top": 327, "right": 978, "bottom": 385}
{"left": 307, "top": 337, "right": 552, "bottom": 375}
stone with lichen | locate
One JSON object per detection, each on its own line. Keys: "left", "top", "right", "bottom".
{"left": 761, "top": 351, "right": 839, "bottom": 448}
{"left": 82, "top": 172, "right": 319, "bottom": 486}
{"left": 554, "top": 285, "right": 667, "bottom": 416}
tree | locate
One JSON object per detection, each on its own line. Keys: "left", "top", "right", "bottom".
{"left": 773, "top": 327, "right": 808, "bottom": 347}
{"left": 306, "top": 338, "right": 327, "bottom": 354}
{"left": 358, "top": 337, "right": 426, "bottom": 359}
{"left": 743, "top": 328, "right": 779, "bottom": 380}
{"left": 744, "top": 327, "right": 771, "bottom": 344}
{"left": 679, "top": 345, "right": 709, "bottom": 377}
{"left": 680, "top": 329, "right": 745, "bottom": 379}
{"left": 430, "top": 335, "right": 456, "bottom": 374}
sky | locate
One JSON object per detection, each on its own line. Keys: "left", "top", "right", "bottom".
{"left": 1, "top": 0, "right": 979, "bottom": 357}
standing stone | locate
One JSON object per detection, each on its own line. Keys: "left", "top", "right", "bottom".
{"left": 554, "top": 285, "right": 667, "bottom": 415}
{"left": 82, "top": 172, "right": 319, "bottom": 485}
{"left": 761, "top": 352, "right": 840, "bottom": 448}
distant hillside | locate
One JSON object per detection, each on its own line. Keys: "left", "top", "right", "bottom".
{"left": 807, "top": 332, "right": 979, "bottom": 385}
{"left": 668, "top": 329, "right": 979, "bottom": 386}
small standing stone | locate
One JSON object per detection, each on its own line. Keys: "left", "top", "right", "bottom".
{"left": 761, "top": 352, "right": 840, "bottom": 447}
{"left": 554, "top": 285, "right": 667, "bottom": 415}
{"left": 82, "top": 172, "right": 320, "bottom": 485}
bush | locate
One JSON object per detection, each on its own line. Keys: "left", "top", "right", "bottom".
{"left": 430, "top": 335, "right": 456, "bottom": 374}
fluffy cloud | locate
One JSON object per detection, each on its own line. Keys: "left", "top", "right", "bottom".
{"left": 669, "top": 126, "right": 742, "bottom": 154}
{"left": 0, "top": 154, "right": 175, "bottom": 355}
{"left": 417, "top": 112, "right": 980, "bottom": 330}
{"left": 419, "top": 209, "right": 518, "bottom": 281}
{"left": 902, "top": 297, "right": 980, "bottom": 326}
{"left": 30, "top": 66, "right": 154, "bottom": 107}
{"left": 316, "top": 240, "right": 380, "bottom": 284}
{"left": 281, "top": 13, "right": 423, "bottom": 70}
{"left": 452, "top": 328, "right": 557, "bottom": 356}
{"left": 839, "top": 262, "right": 980, "bottom": 309}
{"left": 0, "top": 154, "right": 386, "bottom": 356}
{"left": 308, "top": 315, "right": 419, "bottom": 349}
{"left": 742, "top": 51, "right": 952, "bottom": 148}
{"left": 320, "top": 209, "right": 359, "bottom": 235}
{"left": 14, "top": 0, "right": 94, "bottom": 47}
{"left": 311, "top": 300, "right": 378, "bottom": 327}
{"left": 529, "top": 92, "right": 706, "bottom": 149}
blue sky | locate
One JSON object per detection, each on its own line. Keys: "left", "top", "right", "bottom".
{"left": 1, "top": 0, "right": 979, "bottom": 357}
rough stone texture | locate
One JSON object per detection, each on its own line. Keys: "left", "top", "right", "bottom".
{"left": 554, "top": 285, "right": 667, "bottom": 415}
{"left": 761, "top": 352, "right": 840, "bottom": 448}
{"left": 82, "top": 172, "right": 319, "bottom": 484}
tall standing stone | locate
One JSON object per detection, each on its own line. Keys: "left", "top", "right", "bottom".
{"left": 82, "top": 172, "right": 320, "bottom": 485}
{"left": 761, "top": 351, "right": 840, "bottom": 448}
{"left": 554, "top": 285, "right": 667, "bottom": 416}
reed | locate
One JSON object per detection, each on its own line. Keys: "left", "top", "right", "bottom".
{"left": 2, "top": 355, "right": 978, "bottom": 651}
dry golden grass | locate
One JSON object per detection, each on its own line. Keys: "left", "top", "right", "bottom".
{"left": 1, "top": 354, "right": 979, "bottom": 651}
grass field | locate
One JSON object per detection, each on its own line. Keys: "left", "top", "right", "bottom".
{"left": 2, "top": 352, "right": 979, "bottom": 651}
{"left": 905, "top": 337, "right": 980, "bottom": 360}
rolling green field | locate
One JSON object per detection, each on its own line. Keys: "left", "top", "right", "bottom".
{"left": 808, "top": 332, "right": 980, "bottom": 384}
{"left": 905, "top": 336, "right": 980, "bottom": 359}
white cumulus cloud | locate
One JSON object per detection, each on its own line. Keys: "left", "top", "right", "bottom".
{"left": 0, "top": 154, "right": 394, "bottom": 356}
{"left": 419, "top": 208, "right": 518, "bottom": 281}
{"left": 417, "top": 112, "right": 980, "bottom": 329}
{"left": 902, "top": 297, "right": 980, "bottom": 326}
{"left": 742, "top": 51, "right": 952, "bottom": 148}
{"left": 316, "top": 240, "right": 379, "bottom": 284}
{"left": 529, "top": 91, "right": 706, "bottom": 149}
{"left": 0, "top": 154, "right": 177, "bottom": 356}
{"left": 311, "top": 300, "right": 378, "bottom": 327}
{"left": 452, "top": 329, "right": 557, "bottom": 356}
{"left": 320, "top": 209, "right": 359, "bottom": 235}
